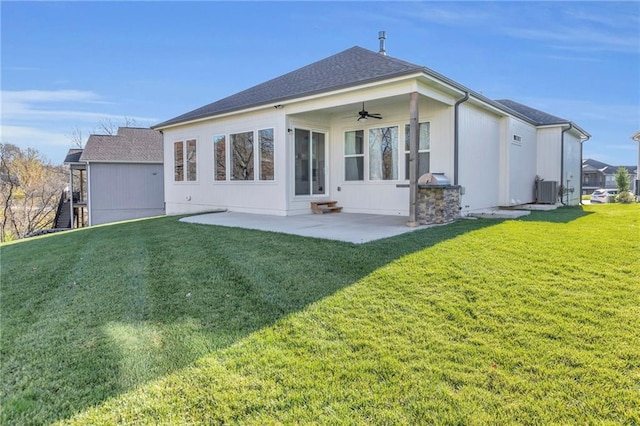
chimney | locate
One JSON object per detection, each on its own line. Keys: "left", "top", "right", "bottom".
{"left": 378, "top": 31, "right": 387, "bottom": 56}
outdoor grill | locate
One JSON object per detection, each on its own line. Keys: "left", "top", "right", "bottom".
{"left": 418, "top": 173, "right": 451, "bottom": 186}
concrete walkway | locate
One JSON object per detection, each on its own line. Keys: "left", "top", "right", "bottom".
{"left": 180, "top": 211, "right": 426, "bottom": 244}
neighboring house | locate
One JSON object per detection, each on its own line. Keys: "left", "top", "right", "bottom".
{"left": 152, "top": 45, "right": 589, "bottom": 218}
{"left": 582, "top": 158, "right": 637, "bottom": 196}
{"left": 60, "top": 127, "right": 164, "bottom": 228}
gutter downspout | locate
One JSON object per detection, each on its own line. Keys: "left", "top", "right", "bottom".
{"left": 579, "top": 134, "right": 590, "bottom": 204}
{"left": 560, "top": 123, "right": 573, "bottom": 205}
{"left": 454, "top": 92, "right": 470, "bottom": 186}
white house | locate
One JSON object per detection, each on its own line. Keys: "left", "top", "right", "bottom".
{"left": 153, "top": 44, "right": 589, "bottom": 218}
{"left": 62, "top": 127, "right": 165, "bottom": 227}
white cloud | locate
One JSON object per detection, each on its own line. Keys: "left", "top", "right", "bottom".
{"left": 391, "top": 2, "right": 495, "bottom": 26}
{"left": 542, "top": 55, "right": 600, "bottom": 62}
{"left": 0, "top": 89, "right": 157, "bottom": 163}
{"left": 2, "top": 89, "right": 101, "bottom": 103}
{"left": 394, "top": 2, "right": 638, "bottom": 55}
{"left": 565, "top": 7, "right": 640, "bottom": 30}
{"left": 1, "top": 89, "right": 156, "bottom": 123}
{"left": 518, "top": 97, "right": 639, "bottom": 125}
{"left": 502, "top": 26, "right": 639, "bottom": 54}
{"left": 0, "top": 125, "right": 71, "bottom": 147}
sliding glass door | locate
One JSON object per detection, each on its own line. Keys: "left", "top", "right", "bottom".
{"left": 294, "top": 129, "right": 326, "bottom": 196}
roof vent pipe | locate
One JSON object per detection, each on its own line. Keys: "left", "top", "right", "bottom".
{"left": 378, "top": 31, "right": 387, "bottom": 55}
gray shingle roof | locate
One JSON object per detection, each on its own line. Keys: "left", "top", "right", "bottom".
{"left": 496, "top": 99, "right": 589, "bottom": 137}
{"left": 80, "top": 127, "right": 163, "bottom": 162}
{"left": 153, "top": 46, "right": 589, "bottom": 139}
{"left": 153, "top": 46, "right": 425, "bottom": 128}
{"left": 63, "top": 149, "right": 84, "bottom": 163}
{"left": 494, "top": 99, "right": 567, "bottom": 126}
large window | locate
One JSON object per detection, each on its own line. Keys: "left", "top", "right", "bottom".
{"left": 216, "top": 128, "right": 275, "bottom": 182}
{"left": 174, "top": 141, "right": 183, "bottom": 181}
{"left": 404, "top": 122, "right": 430, "bottom": 180}
{"left": 186, "top": 139, "right": 197, "bottom": 181}
{"left": 369, "top": 126, "right": 398, "bottom": 180}
{"left": 231, "top": 131, "right": 254, "bottom": 180}
{"left": 344, "top": 130, "right": 364, "bottom": 181}
{"left": 259, "top": 128, "right": 274, "bottom": 180}
{"left": 174, "top": 139, "right": 197, "bottom": 182}
{"left": 213, "top": 135, "right": 226, "bottom": 181}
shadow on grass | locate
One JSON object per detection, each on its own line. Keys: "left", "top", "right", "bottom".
{"left": 1, "top": 215, "right": 498, "bottom": 424}
{"left": 519, "top": 206, "right": 594, "bottom": 223}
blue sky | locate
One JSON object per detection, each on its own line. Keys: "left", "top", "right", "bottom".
{"left": 1, "top": 1, "right": 639, "bottom": 166}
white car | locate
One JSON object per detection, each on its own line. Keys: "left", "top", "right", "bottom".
{"left": 590, "top": 189, "right": 617, "bottom": 203}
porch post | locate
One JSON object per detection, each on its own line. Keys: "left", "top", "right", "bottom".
{"left": 407, "top": 91, "right": 419, "bottom": 227}
{"left": 69, "top": 168, "right": 74, "bottom": 229}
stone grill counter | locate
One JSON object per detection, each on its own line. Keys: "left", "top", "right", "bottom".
{"left": 416, "top": 180, "right": 461, "bottom": 225}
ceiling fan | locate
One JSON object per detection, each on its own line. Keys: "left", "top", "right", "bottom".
{"left": 356, "top": 102, "right": 382, "bottom": 121}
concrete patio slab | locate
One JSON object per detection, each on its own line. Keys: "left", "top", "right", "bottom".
{"left": 467, "top": 209, "right": 531, "bottom": 219}
{"left": 180, "top": 211, "right": 426, "bottom": 244}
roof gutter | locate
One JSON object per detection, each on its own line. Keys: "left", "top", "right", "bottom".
{"left": 560, "top": 122, "right": 573, "bottom": 205}
{"left": 578, "top": 134, "right": 590, "bottom": 204}
{"left": 454, "top": 91, "right": 470, "bottom": 185}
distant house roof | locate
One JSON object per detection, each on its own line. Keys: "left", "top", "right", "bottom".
{"left": 63, "top": 149, "right": 84, "bottom": 163}
{"left": 154, "top": 46, "right": 425, "bottom": 128}
{"left": 79, "top": 127, "right": 163, "bottom": 163}
{"left": 583, "top": 158, "right": 635, "bottom": 175}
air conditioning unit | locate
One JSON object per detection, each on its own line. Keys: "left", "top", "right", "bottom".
{"left": 536, "top": 180, "right": 557, "bottom": 204}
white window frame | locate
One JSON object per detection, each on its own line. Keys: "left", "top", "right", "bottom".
{"left": 213, "top": 134, "right": 227, "bottom": 181}
{"left": 215, "top": 128, "right": 277, "bottom": 183}
{"left": 258, "top": 128, "right": 275, "bottom": 181}
{"left": 404, "top": 122, "right": 430, "bottom": 181}
{"left": 173, "top": 138, "right": 198, "bottom": 183}
{"left": 344, "top": 129, "right": 365, "bottom": 181}
{"left": 368, "top": 125, "right": 398, "bottom": 181}
{"left": 230, "top": 130, "right": 255, "bottom": 181}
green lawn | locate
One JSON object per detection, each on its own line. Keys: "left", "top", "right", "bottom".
{"left": 1, "top": 205, "right": 639, "bottom": 425}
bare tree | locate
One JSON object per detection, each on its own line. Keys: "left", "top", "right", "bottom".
{"left": 0, "top": 144, "right": 20, "bottom": 238}
{"left": 66, "top": 117, "right": 140, "bottom": 148}
{"left": 96, "top": 116, "right": 138, "bottom": 135}
{"left": 67, "top": 126, "right": 86, "bottom": 148}
{"left": 0, "top": 144, "right": 67, "bottom": 241}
